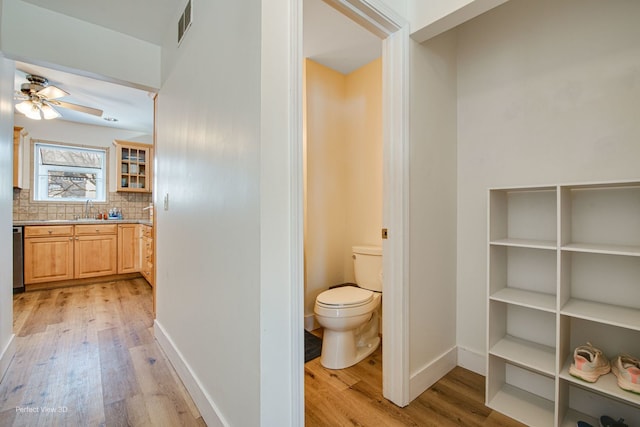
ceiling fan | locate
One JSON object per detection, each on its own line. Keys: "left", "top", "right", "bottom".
{"left": 15, "top": 74, "right": 103, "bottom": 120}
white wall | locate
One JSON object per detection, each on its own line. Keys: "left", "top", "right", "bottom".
{"left": 409, "top": 0, "right": 509, "bottom": 43}
{"left": 14, "top": 116, "right": 151, "bottom": 192}
{"left": 0, "top": 0, "right": 160, "bottom": 90}
{"left": 408, "top": 31, "right": 458, "bottom": 397}
{"left": 0, "top": 54, "right": 15, "bottom": 382}
{"left": 154, "top": 1, "right": 262, "bottom": 426}
{"left": 456, "top": 0, "right": 640, "bottom": 371}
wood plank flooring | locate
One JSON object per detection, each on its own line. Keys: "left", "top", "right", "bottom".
{"left": 305, "top": 341, "right": 527, "bottom": 427}
{"left": 0, "top": 278, "right": 205, "bottom": 427}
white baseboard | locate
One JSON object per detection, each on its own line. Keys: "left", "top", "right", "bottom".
{"left": 457, "top": 346, "right": 485, "bottom": 376}
{"left": 0, "top": 334, "right": 15, "bottom": 382}
{"left": 304, "top": 314, "right": 319, "bottom": 331}
{"left": 154, "top": 320, "right": 228, "bottom": 427}
{"left": 409, "top": 345, "right": 457, "bottom": 401}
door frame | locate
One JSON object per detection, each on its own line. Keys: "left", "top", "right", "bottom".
{"left": 295, "top": 0, "right": 410, "bottom": 410}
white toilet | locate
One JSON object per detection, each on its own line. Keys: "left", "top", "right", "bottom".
{"left": 314, "top": 245, "right": 382, "bottom": 369}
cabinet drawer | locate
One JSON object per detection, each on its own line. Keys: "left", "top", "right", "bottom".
{"left": 25, "top": 225, "right": 74, "bottom": 237}
{"left": 75, "top": 224, "right": 117, "bottom": 235}
{"left": 141, "top": 225, "right": 153, "bottom": 238}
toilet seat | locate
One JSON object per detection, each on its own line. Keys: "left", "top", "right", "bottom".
{"left": 316, "top": 286, "right": 373, "bottom": 308}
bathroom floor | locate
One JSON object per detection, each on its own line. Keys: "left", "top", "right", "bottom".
{"left": 304, "top": 330, "right": 525, "bottom": 426}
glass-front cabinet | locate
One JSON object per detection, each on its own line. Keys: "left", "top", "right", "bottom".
{"left": 114, "top": 140, "right": 152, "bottom": 193}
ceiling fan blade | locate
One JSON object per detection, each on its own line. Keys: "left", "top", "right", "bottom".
{"left": 37, "top": 85, "right": 69, "bottom": 100}
{"left": 50, "top": 100, "right": 103, "bottom": 117}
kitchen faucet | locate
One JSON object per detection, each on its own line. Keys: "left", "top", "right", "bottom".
{"left": 85, "top": 199, "right": 94, "bottom": 219}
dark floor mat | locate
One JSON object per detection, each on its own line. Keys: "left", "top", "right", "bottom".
{"left": 305, "top": 330, "right": 322, "bottom": 363}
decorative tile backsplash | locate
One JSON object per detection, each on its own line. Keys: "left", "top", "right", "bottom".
{"left": 13, "top": 188, "right": 152, "bottom": 221}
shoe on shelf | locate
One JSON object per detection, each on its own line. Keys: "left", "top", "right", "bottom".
{"left": 577, "top": 421, "right": 594, "bottom": 427}
{"left": 569, "top": 342, "right": 611, "bottom": 383}
{"left": 611, "top": 354, "right": 640, "bottom": 394}
{"left": 599, "top": 415, "right": 628, "bottom": 427}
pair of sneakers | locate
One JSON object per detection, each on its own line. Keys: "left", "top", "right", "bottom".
{"left": 569, "top": 342, "right": 640, "bottom": 394}
{"left": 577, "top": 415, "right": 628, "bottom": 427}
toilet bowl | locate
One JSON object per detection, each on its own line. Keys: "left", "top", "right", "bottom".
{"left": 314, "top": 245, "right": 382, "bottom": 369}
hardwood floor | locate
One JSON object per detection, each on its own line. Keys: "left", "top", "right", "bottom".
{"left": 305, "top": 342, "right": 527, "bottom": 427}
{"left": 0, "top": 278, "right": 205, "bottom": 427}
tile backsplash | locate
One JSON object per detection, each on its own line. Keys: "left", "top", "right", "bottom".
{"left": 13, "top": 188, "right": 152, "bottom": 221}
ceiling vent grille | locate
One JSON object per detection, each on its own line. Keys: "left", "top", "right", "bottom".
{"left": 178, "top": 0, "right": 192, "bottom": 44}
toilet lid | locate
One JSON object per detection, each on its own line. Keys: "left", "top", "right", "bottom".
{"left": 316, "top": 286, "right": 373, "bottom": 307}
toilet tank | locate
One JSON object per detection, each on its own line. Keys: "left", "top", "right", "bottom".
{"left": 353, "top": 245, "right": 382, "bottom": 292}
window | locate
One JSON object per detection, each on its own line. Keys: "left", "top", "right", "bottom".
{"left": 34, "top": 142, "right": 107, "bottom": 202}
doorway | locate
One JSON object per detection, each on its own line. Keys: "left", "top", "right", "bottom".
{"left": 299, "top": 0, "right": 410, "bottom": 412}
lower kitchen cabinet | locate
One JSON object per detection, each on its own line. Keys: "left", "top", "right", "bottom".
{"left": 74, "top": 224, "right": 117, "bottom": 278}
{"left": 24, "top": 226, "right": 74, "bottom": 284}
{"left": 140, "top": 225, "right": 154, "bottom": 286}
{"left": 25, "top": 224, "right": 118, "bottom": 285}
{"left": 118, "top": 224, "right": 140, "bottom": 274}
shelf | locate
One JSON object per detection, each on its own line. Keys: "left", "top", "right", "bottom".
{"left": 490, "top": 288, "right": 556, "bottom": 313}
{"left": 561, "top": 299, "right": 640, "bottom": 331}
{"left": 559, "top": 358, "right": 640, "bottom": 407}
{"left": 490, "top": 238, "right": 557, "bottom": 250}
{"left": 490, "top": 336, "right": 556, "bottom": 376}
{"left": 562, "top": 243, "right": 640, "bottom": 257}
{"left": 487, "top": 384, "right": 555, "bottom": 427}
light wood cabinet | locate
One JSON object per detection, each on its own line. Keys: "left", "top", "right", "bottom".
{"left": 74, "top": 225, "right": 117, "bottom": 279}
{"left": 24, "top": 226, "right": 74, "bottom": 284}
{"left": 114, "top": 140, "right": 152, "bottom": 193}
{"left": 118, "top": 224, "right": 140, "bottom": 274}
{"left": 486, "top": 181, "right": 640, "bottom": 427}
{"left": 24, "top": 224, "right": 117, "bottom": 284}
{"left": 13, "top": 126, "right": 25, "bottom": 188}
{"left": 140, "top": 225, "right": 154, "bottom": 286}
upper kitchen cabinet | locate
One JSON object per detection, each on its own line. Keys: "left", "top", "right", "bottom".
{"left": 13, "top": 126, "right": 27, "bottom": 188}
{"left": 114, "top": 140, "right": 152, "bottom": 193}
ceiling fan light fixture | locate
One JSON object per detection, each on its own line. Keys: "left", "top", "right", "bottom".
{"left": 41, "top": 104, "right": 61, "bottom": 120}
{"left": 16, "top": 100, "right": 42, "bottom": 120}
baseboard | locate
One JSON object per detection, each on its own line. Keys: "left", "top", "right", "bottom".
{"left": 0, "top": 334, "right": 15, "bottom": 383}
{"left": 304, "top": 314, "right": 319, "bottom": 331}
{"left": 153, "top": 320, "right": 228, "bottom": 427}
{"left": 409, "top": 345, "right": 457, "bottom": 401}
{"left": 456, "top": 346, "right": 485, "bottom": 376}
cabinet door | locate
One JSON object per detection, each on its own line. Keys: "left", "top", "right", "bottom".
{"left": 141, "top": 234, "right": 154, "bottom": 286}
{"left": 24, "top": 236, "right": 74, "bottom": 284}
{"left": 118, "top": 224, "right": 140, "bottom": 273}
{"left": 114, "top": 140, "right": 152, "bottom": 193}
{"left": 74, "top": 234, "right": 118, "bottom": 278}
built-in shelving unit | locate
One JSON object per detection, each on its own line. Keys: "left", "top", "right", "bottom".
{"left": 487, "top": 182, "right": 640, "bottom": 427}
{"left": 114, "top": 140, "right": 152, "bottom": 193}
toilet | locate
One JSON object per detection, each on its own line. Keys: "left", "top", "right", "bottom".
{"left": 314, "top": 245, "right": 382, "bottom": 369}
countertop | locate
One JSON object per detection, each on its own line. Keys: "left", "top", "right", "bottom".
{"left": 14, "top": 219, "right": 153, "bottom": 227}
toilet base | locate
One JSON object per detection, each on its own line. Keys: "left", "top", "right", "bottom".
{"left": 320, "top": 311, "right": 381, "bottom": 370}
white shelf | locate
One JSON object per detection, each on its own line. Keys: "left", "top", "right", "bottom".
{"left": 491, "top": 238, "right": 557, "bottom": 250}
{"left": 488, "top": 182, "right": 640, "bottom": 426}
{"left": 490, "top": 336, "right": 556, "bottom": 376}
{"left": 559, "top": 358, "right": 640, "bottom": 408}
{"left": 490, "top": 288, "right": 556, "bottom": 313}
{"left": 487, "top": 384, "right": 555, "bottom": 427}
{"left": 562, "top": 243, "right": 640, "bottom": 257}
{"left": 560, "top": 298, "right": 640, "bottom": 331}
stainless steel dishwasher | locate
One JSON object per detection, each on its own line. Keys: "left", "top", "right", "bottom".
{"left": 13, "top": 226, "right": 24, "bottom": 293}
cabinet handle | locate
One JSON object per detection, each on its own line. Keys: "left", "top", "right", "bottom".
{"left": 69, "top": 237, "right": 73, "bottom": 241}
{"left": 48, "top": 230, "right": 53, "bottom": 234}
{"left": 75, "top": 237, "right": 79, "bottom": 240}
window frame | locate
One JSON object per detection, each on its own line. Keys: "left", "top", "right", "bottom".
{"left": 33, "top": 141, "right": 108, "bottom": 203}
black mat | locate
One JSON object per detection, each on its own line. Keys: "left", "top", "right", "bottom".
{"left": 304, "top": 331, "right": 322, "bottom": 363}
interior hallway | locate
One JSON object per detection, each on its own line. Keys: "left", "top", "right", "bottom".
{"left": 0, "top": 279, "right": 205, "bottom": 426}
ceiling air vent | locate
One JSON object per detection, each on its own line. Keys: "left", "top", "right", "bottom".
{"left": 178, "top": 0, "right": 192, "bottom": 44}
